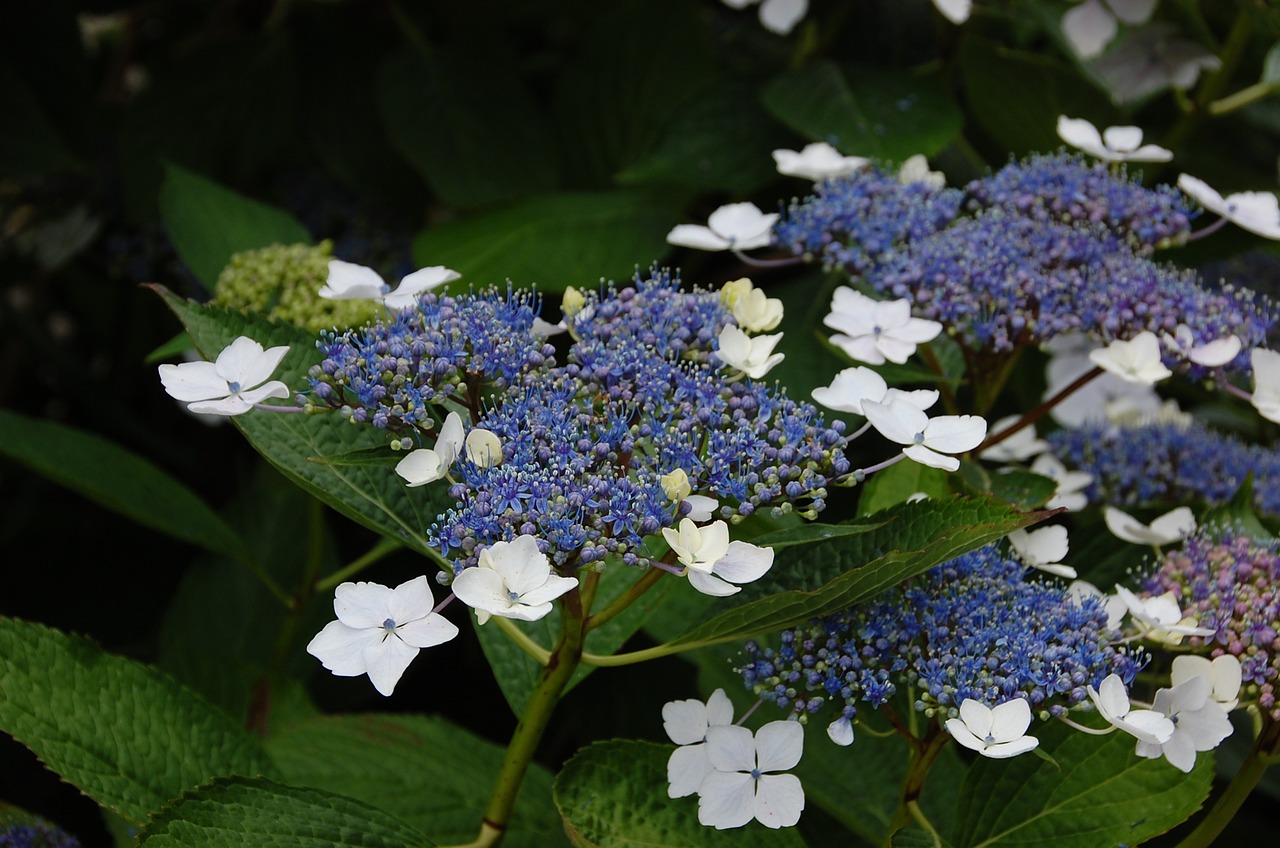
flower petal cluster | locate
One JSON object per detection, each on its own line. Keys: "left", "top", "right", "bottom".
{"left": 664, "top": 689, "right": 735, "bottom": 798}
{"left": 1008, "top": 526, "right": 1076, "bottom": 579}
{"left": 1104, "top": 506, "right": 1195, "bottom": 546}
{"left": 395, "top": 412, "right": 465, "bottom": 486}
{"left": 667, "top": 203, "right": 778, "bottom": 252}
{"left": 1178, "top": 175, "right": 1280, "bottom": 240}
{"left": 772, "top": 142, "right": 868, "bottom": 182}
{"left": 1061, "top": 0, "right": 1156, "bottom": 60}
{"left": 1114, "top": 585, "right": 1215, "bottom": 645}
{"left": 716, "top": 326, "right": 785, "bottom": 379}
{"left": 451, "top": 535, "right": 577, "bottom": 624}
{"left": 945, "top": 698, "right": 1039, "bottom": 758}
{"left": 699, "top": 722, "right": 804, "bottom": 829}
{"left": 1172, "top": 655, "right": 1241, "bottom": 712}
{"left": 159, "top": 336, "right": 290, "bottom": 416}
{"left": 863, "top": 399, "right": 986, "bottom": 472}
{"left": 663, "top": 518, "right": 774, "bottom": 596}
{"left": 306, "top": 576, "right": 459, "bottom": 696}
{"left": 1088, "top": 333, "right": 1172, "bottom": 385}
{"left": 1087, "top": 673, "right": 1174, "bottom": 743}
{"left": 1092, "top": 24, "right": 1220, "bottom": 104}
{"left": 824, "top": 288, "right": 942, "bottom": 366}
{"left": 811, "top": 366, "right": 937, "bottom": 416}
{"left": 1135, "top": 675, "right": 1234, "bottom": 772}
{"left": 321, "top": 259, "right": 462, "bottom": 310}
{"left": 1056, "top": 116, "right": 1172, "bottom": 163}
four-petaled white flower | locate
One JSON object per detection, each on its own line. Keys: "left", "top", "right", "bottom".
{"left": 1056, "top": 115, "right": 1172, "bottom": 163}
{"left": 662, "top": 518, "right": 774, "bottom": 597}
{"left": 159, "top": 336, "right": 291, "bottom": 416}
{"left": 699, "top": 722, "right": 805, "bottom": 829}
{"left": 450, "top": 535, "right": 578, "bottom": 625}
{"left": 1061, "top": 0, "right": 1156, "bottom": 60}
{"left": 945, "top": 698, "right": 1039, "bottom": 759}
{"left": 897, "top": 154, "right": 946, "bottom": 189}
{"left": 320, "top": 259, "right": 462, "bottom": 310}
{"left": 812, "top": 366, "right": 938, "bottom": 416}
{"left": 1178, "top": 175, "right": 1280, "bottom": 241}
{"left": 1160, "top": 325, "right": 1242, "bottom": 368}
{"left": 979, "top": 414, "right": 1048, "bottom": 463}
{"left": 716, "top": 325, "right": 786, "bottom": 379}
{"left": 1086, "top": 674, "right": 1175, "bottom": 744}
{"left": 395, "top": 412, "right": 465, "bottom": 487}
{"left": 306, "top": 576, "right": 460, "bottom": 696}
{"left": 1092, "top": 24, "right": 1220, "bottom": 104}
{"left": 1088, "top": 332, "right": 1172, "bottom": 385}
{"left": 1250, "top": 348, "right": 1280, "bottom": 424}
{"left": 1113, "top": 585, "right": 1216, "bottom": 645}
{"left": 664, "top": 689, "right": 735, "bottom": 798}
{"left": 1030, "top": 454, "right": 1094, "bottom": 512}
{"left": 721, "top": 0, "right": 808, "bottom": 35}
{"left": 863, "top": 399, "right": 987, "bottom": 472}
{"left": 1103, "top": 505, "right": 1196, "bottom": 546}
{"left": 824, "top": 288, "right": 943, "bottom": 366}
{"left": 1008, "top": 525, "right": 1076, "bottom": 579}
{"left": 1171, "top": 654, "right": 1242, "bottom": 713}
{"left": 772, "top": 142, "right": 869, "bottom": 181}
{"left": 1135, "top": 675, "right": 1234, "bottom": 773}
{"left": 667, "top": 202, "right": 779, "bottom": 252}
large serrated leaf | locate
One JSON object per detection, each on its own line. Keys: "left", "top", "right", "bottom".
{"left": 553, "top": 740, "right": 805, "bottom": 848}
{"left": 266, "top": 714, "right": 562, "bottom": 847}
{"left": 0, "top": 617, "right": 276, "bottom": 826}
{"left": 153, "top": 288, "right": 453, "bottom": 557}
{"left": 138, "top": 776, "right": 432, "bottom": 847}
{"left": 0, "top": 409, "right": 249, "bottom": 563}
{"left": 950, "top": 721, "right": 1213, "bottom": 848}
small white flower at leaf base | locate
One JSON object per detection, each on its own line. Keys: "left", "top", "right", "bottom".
{"left": 394, "top": 412, "right": 465, "bottom": 487}
{"left": 1160, "top": 325, "right": 1241, "bottom": 368}
{"left": 450, "top": 535, "right": 578, "bottom": 625}
{"left": 1103, "top": 505, "right": 1196, "bottom": 547}
{"left": 1008, "top": 526, "right": 1076, "bottom": 579}
{"left": 662, "top": 518, "right": 774, "bottom": 597}
{"left": 824, "top": 288, "right": 943, "bottom": 366}
{"left": 1068, "top": 580, "right": 1127, "bottom": 629}
{"left": 158, "top": 336, "right": 291, "bottom": 416}
{"left": 699, "top": 722, "right": 805, "bottom": 830}
{"left": 932, "top": 0, "right": 971, "bottom": 24}
{"left": 1134, "top": 675, "right": 1234, "bottom": 773}
{"left": 1086, "top": 674, "right": 1176, "bottom": 744}
{"left": 1030, "top": 454, "right": 1093, "bottom": 511}
{"left": 732, "top": 287, "right": 785, "bottom": 333}
{"left": 716, "top": 326, "right": 785, "bottom": 379}
{"left": 945, "top": 698, "right": 1039, "bottom": 759}
{"left": 721, "top": 0, "right": 808, "bottom": 36}
{"left": 1172, "top": 655, "right": 1242, "bottom": 712}
{"left": 1056, "top": 115, "right": 1172, "bottom": 163}
{"left": 667, "top": 202, "right": 778, "bottom": 252}
{"left": 897, "top": 154, "right": 945, "bottom": 189}
{"left": 664, "top": 688, "right": 735, "bottom": 799}
{"left": 1249, "top": 348, "right": 1280, "bottom": 424}
{"left": 1113, "top": 585, "right": 1216, "bottom": 645}
{"left": 1178, "top": 174, "right": 1280, "bottom": 240}
{"left": 772, "top": 142, "right": 870, "bottom": 181}
{"left": 306, "top": 576, "right": 459, "bottom": 696}
{"left": 464, "top": 428, "right": 504, "bottom": 468}
{"left": 863, "top": 399, "right": 987, "bottom": 473}
{"left": 811, "top": 366, "right": 938, "bottom": 417}
{"left": 978, "top": 414, "right": 1048, "bottom": 463}
{"left": 321, "top": 259, "right": 461, "bottom": 309}
{"left": 1061, "top": 0, "right": 1155, "bottom": 60}
{"left": 1088, "top": 332, "right": 1172, "bottom": 385}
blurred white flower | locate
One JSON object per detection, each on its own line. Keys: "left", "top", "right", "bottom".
{"left": 825, "top": 288, "right": 942, "bottom": 366}
{"left": 1056, "top": 115, "right": 1172, "bottom": 163}
{"left": 664, "top": 689, "right": 735, "bottom": 798}
{"left": 1135, "top": 675, "right": 1234, "bottom": 773}
{"left": 863, "top": 399, "right": 986, "bottom": 472}
{"left": 1044, "top": 332, "right": 1163, "bottom": 426}
{"left": 395, "top": 412, "right": 465, "bottom": 487}
{"left": 772, "top": 142, "right": 869, "bottom": 181}
{"left": 451, "top": 535, "right": 577, "bottom": 625}
{"left": 1250, "top": 348, "right": 1280, "bottom": 424}
{"left": 1178, "top": 175, "right": 1280, "bottom": 241}
{"left": 897, "top": 154, "right": 945, "bottom": 188}
{"left": 1061, "top": 0, "right": 1156, "bottom": 60}
{"left": 158, "top": 336, "right": 290, "bottom": 416}
{"left": 699, "top": 722, "right": 805, "bottom": 829}
{"left": 1088, "top": 332, "right": 1172, "bottom": 385}
{"left": 667, "top": 202, "right": 778, "bottom": 251}
{"left": 716, "top": 326, "right": 785, "bottom": 379}
{"left": 932, "top": 0, "right": 971, "bottom": 24}
{"left": 1086, "top": 674, "right": 1175, "bottom": 744}
{"left": 1008, "top": 525, "right": 1076, "bottom": 579}
{"left": 945, "top": 698, "right": 1039, "bottom": 758}
{"left": 1103, "top": 505, "right": 1195, "bottom": 546}
{"left": 1092, "top": 24, "right": 1220, "bottom": 103}
{"left": 722, "top": 0, "right": 808, "bottom": 35}
{"left": 1160, "top": 325, "right": 1242, "bottom": 368}
{"left": 1030, "top": 454, "right": 1093, "bottom": 512}
{"left": 1171, "top": 655, "right": 1241, "bottom": 712}
{"left": 979, "top": 414, "right": 1048, "bottom": 462}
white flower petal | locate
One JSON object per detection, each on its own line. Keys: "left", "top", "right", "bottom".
{"left": 753, "top": 773, "right": 805, "bottom": 828}
{"left": 698, "top": 771, "right": 756, "bottom": 830}
{"left": 666, "top": 224, "right": 731, "bottom": 251}
{"left": 932, "top": 0, "right": 971, "bottom": 24}
{"left": 158, "top": 360, "right": 229, "bottom": 402}
{"left": 1062, "top": 0, "right": 1117, "bottom": 59}
{"left": 305, "top": 619, "right": 382, "bottom": 677}
{"left": 361, "top": 634, "right": 420, "bottom": 696}
{"left": 988, "top": 699, "right": 1032, "bottom": 743}
{"left": 826, "top": 717, "right": 854, "bottom": 746}
{"left": 755, "top": 720, "right": 804, "bottom": 772}
{"left": 393, "top": 613, "right": 459, "bottom": 649}
{"left": 903, "top": 444, "right": 960, "bottom": 472}
{"left": 713, "top": 541, "right": 774, "bottom": 585}
{"left": 667, "top": 744, "right": 713, "bottom": 798}
{"left": 321, "top": 259, "right": 386, "bottom": 300}
{"left": 395, "top": 449, "right": 444, "bottom": 487}
{"left": 688, "top": 568, "right": 741, "bottom": 597}
{"left": 922, "top": 415, "right": 987, "bottom": 454}
{"left": 705, "top": 725, "right": 758, "bottom": 772}
{"left": 334, "top": 580, "right": 397, "bottom": 629}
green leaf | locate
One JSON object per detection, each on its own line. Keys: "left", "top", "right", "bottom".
{"left": 411, "top": 192, "right": 679, "bottom": 292}
{"left": 985, "top": 467, "right": 1058, "bottom": 511}
{"left": 146, "top": 332, "right": 195, "bottom": 364}
{"left": 158, "top": 163, "right": 311, "bottom": 290}
{"left": 664, "top": 497, "right": 1045, "bottom": 652}
{"left": 266, "top": 714, "right": 562, "bottom": 847}
{"left": 950, "top": 721, "right": 1213, "bottom": 848}
{"left": 554, "top": 740, "right": 805, "bottom": 848}
{"left": 748, "top": 521, "right": 887, "bottom": 550}
{"left": 859, "top": 461, "right": 950, "bottom": 516}
{"left": 306, "top": 447, "right": 403, "bottom": 468}
{"left": 0, "top": 617, "right": 276, "bottom": 826}
{"left": 138, "top": 776, "right": 432, "bottom": 847}
{"left": 891, "top": 826, "right": 949, "bottom": 848}
{"left": 1202, "top": 473, "right": 1277, "bottom": 542}
{"left": 153, "top": 289, "right": 454, "bottom": 558}
{"left": 0, "top": 409, "right": 249, "bottom": 563}
{"left": 761, "top": 63, "right": 961, "bottom": 161}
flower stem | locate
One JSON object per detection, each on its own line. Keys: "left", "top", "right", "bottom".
{"left": 584, "top": 564, "right": 666, "bottom": 633}
{"left": 885, "top": 725, "right": 950, "bottom": 847}
{"left": 493, "top": 616, "right": 552, "bottom": 666}
{"left": 1172, "top": 717, "right": 1280, "bottom": 848}
{"left": 313, "top": 537, "right": 404, "bottom": 593}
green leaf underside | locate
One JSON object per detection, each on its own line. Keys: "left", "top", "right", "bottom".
{"left": 951, "top": 722, "right": 1213, "bottom": 848}
{"left": 138, "top": 776, "right": 432, "bottom": 847}
{"left": 0, "top": 409, "right": 248, "bottom": 562}
{"left": 666, "top": 497, "right": 1046, "bottom": 650}
{"left": 154, "top": 288, "right": 454, "bottom": 558}
{"left": 266, "top": 714, "right": 561, "bottom": 847}
{"left": 553, "top": 740, "right": 805, "bottom": 848}
{"left": 0, "top": 617, "right": 275, "bottom": 826}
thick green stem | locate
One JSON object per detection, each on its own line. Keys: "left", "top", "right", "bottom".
{"left": 585, "top": 567, "right": 665, "bottom": 632}
{"left": 885, "top": 725, "right": 949, "bottom": 846}
{"left": 1173, "top": 717, "right": 1280, "bottom": 848}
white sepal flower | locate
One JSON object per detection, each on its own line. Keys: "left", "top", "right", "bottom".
{"left": 305, "top": 576, "right": 459, "bottom": 696}
{"left": 1088, "top": 332, "right": 1172, "bottom": 385}
{"left": 979, "top": 414, "right": 1048, "bottom": 462}
{"left": 159, "top": 336, "right": 291, "bottom": 416}
{"left": 945, "top": 698, "right": 1039, "bottom": 759}
{"left": 1113, "top": 585, "right": 1216, "bottom": 645}
{"left": 1171, "top": 655, "right": 1242, "bottom": 713}
{"left": 716, "top": 325, "right": 785, "bottom": 379}
{"left": 662, "top": 518, "right": 774, "bottom": 597}
{"left": 1061, "top": 0, "right": 1156, "bottom": 60}
{"left": 932, "top": 0, "right": 971, "bottom": 24}
{"left": 863, "top": 399, "right": 986, "bottom": 472}
{"left": 1250, "top": 348, "right": 1280, "bottom": 424}
{"left": 1103, "top": 506, "right": 1195, "bottom": 546}
{"left": 1161, "top": 325, "right": 1241, "bottom": 368}
{"left": 898, "top": 154, "right": 945, "bottom": 188}
{"left": 1178, "top": 174, "right": 1280, "bottom": 240}
{"left": 1134, "top": 675, "right": 1234, "bottom": 773}
{"left": 1030, "top": 454, "right": 1093, "bottom": 512}
{"left": 1056, "top": 115, "right": 1172, "bottom": 163}
{"left": 394, "top": 412, "right": 465, "bottom": 487}
{"left": 732, "top": 287, "right": 785, "bottom": 333}
{"left": 699, "top": 722, "right": 805, "bottom": 829}
{"left": 772, "top": 142, "right": 869, "bottom": 181}
{"left": 667, "top": 202, "right": 778, "bottom": 251}
{"left": 826, "top": 716, "right": 854, "bottom": 747}
{"left": 1008, "top": 526, "right": 1076, "bottom": 579}
{"left": 464, "top": 428, "right": 504, "bottom": 468}
{"left": 450, "top": 535, "right": 577, "bottom": 625}
{"left": 664, "top": 689, "right": 735, "bottom": 798}
{"left": 811, "top": 366, "right": 938, "bottom": 416}
{"left": 1086, "top": 674, "right": 1175, "bottom": 744}
{"left": 824, "top": 289, "right": 942, "bottom": 366}
{"left": 321, "top": 259, "right": 461, "bottom": 308}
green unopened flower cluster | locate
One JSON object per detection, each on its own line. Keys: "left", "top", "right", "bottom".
{"left": 213, "top": 241, "right": 376, "bottom": 332}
